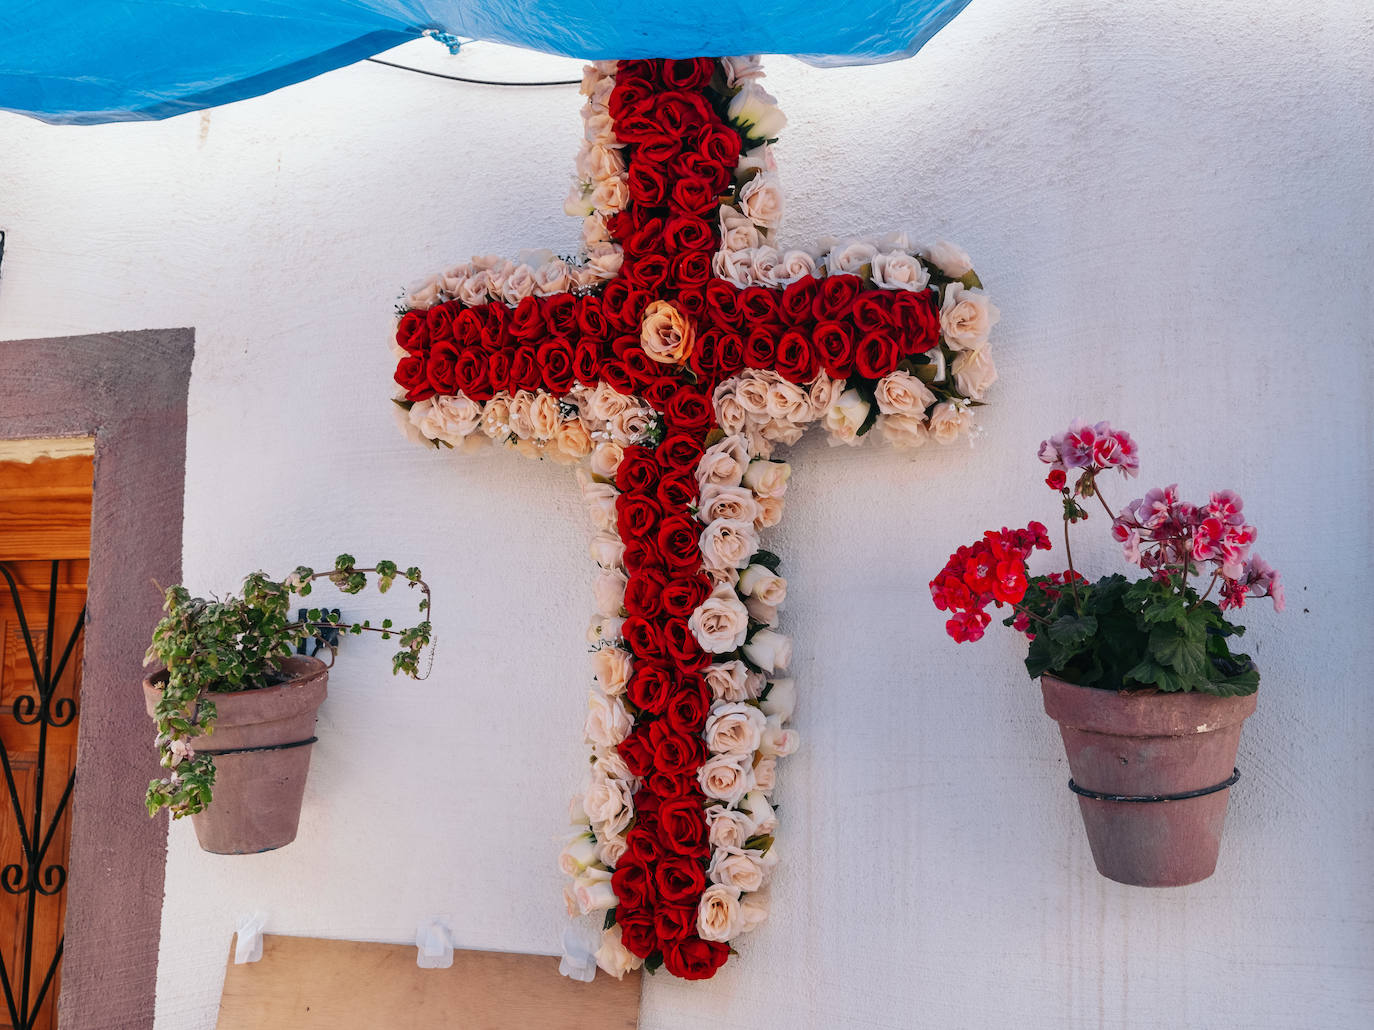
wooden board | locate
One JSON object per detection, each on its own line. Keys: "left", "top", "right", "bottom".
{"left": 216, "top": 935, "right": 641, "bottom": 1030}
{"left": 0, "top": 455, "right": 94, "bottom": 560}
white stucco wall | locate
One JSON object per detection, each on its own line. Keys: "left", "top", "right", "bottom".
{"left": 3, "top": 2, "right": 1371, "bottom": 1027}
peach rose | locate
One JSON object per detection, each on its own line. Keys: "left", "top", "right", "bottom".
{"left": 704, "top": 701, "right": 767, "bottom": 755}
{"left": 698, "top": 483, "right": 760, "bottom": 525}
{"left": 712, "top": 381, "right": 750, "bottom": 435}
{"left": 753, "top": 757, "right": 777, "bottom": 792}
{"left": 594, "top": 927, "right": 643, "bottom": 979}
{"left": 754, "top": 494, "right": 784, "bottom": 529}
{"left": 697, "top": 435, "right": 752, "bottom": 488}
{"left": 589, "top": 440, "right": 624, "bottom": 479}
{"left": 699, "top": 518, "right": 760, "bottom": 572}
{"left": 738, "top": 171, "right": 784, "bottom": 229}
{"left": 928, "top": 401, "right": 974, "bottom": 444}
{"left": 875, "top": 370, "right": 937, "bottom": 416}
{"left": 707, "top": 808, "right": 754, "bottom": 849}
{"left": 688, "top": 583, "right": 750, "bottom": 653}
{"left": 922, "top": 239, "right": 973, "bottom": 278}
{"left": 590, "top": 646, "right": 632, "bottom": 695}
{"left": 698, "top": 752, "right": 756, "bottom": 805}
{"left": 939, "top": 283, "right": 1000, "bottom": 351}
{"left": 704, "top": 660, "right": 754, "bottom": 702}
{"left": 584, "top": 691, "right": 632, "bottom": 748}
{"left": 639, "top": 300, "right": 695, "bottom": 364}
{"left": 554, "top": 417, "right": 593, "bottom": 461}
{"left": 697, "top": 884, "right": 743, "bottom": 943}
{"left": 951, "top": 346, "right": 998, "bottom": 401}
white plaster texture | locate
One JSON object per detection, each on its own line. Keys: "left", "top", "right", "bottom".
{"left": 1, "top": 2, "right": 1371, "bottom": 1027}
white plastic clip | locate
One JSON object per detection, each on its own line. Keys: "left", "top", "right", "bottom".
{"left": 234, "top": 911, "right": 266, "bottom": 965}
{"left": 558, "top": 922, "right": 598, "bottom": 982}
{"left": 415, "top": 918, "right": 453, "bottom": 969}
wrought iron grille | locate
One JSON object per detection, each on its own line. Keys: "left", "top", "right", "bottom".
{"left": 0, "top": 562, "right": 83, "bottom": 1030}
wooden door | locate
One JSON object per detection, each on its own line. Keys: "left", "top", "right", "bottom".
{"left": 0, "top": 449, "right": 92, "bottom": 1030}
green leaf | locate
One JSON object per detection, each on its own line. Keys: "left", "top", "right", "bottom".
{"left": 1048, "top": 614, "right": 1098, "bottom": 647}
{"left": 749, "top": 549, "right": 782, "bottom": 573}
{"left": 603, "top": 908, "right": 617, "bottom": 931}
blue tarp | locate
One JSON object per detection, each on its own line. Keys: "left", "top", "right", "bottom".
{"left": 0, "top": 1, "right": 971, "bottom": 125}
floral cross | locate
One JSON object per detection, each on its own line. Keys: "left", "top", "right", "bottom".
{"left": 389, "top": 56, "right": 1000, "bottom": 981}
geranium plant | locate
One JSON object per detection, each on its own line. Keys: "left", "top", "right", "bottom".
{"left": 145, "top": 555, "right": 433, "bottom": 818}
{"left": 931, "top": 420, "right": 1283, "bottom": 694}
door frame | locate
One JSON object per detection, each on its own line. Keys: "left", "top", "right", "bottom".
{"left": 0, "top": 329, "right": 193, "bottom": 1029}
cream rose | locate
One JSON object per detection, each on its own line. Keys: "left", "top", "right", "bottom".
{"left": 708, "top": 848, "right": 770, "bottom": 892}
{"left": 410, "top": 393, "right": 484, "bottom": 446}
{"left": 733, "top": 372, "right": 773, "bottom": 417}
{"left": 922, "top": 239, "right": 973, "bottom": 278}
{"left": 591, "top": 174, "right": 630, "bottom": 215}
{"left": 759, "top": 678, "right": 796, "bottom": 721}
{"left": 767, "top": 248, "right": 819, "bottom": 287}
{"left": 727, "top": 83, "right": 787, "bottom": 140}
{"left": 704, "top": 660, "right": 752, "bottom": 702}
{"left": 737, "top": 891, "right": 770, "bottom": 934}
{"left": 712, "top": 246, "right": 755, "bottom": 289}
{"left": 826, "top": 239, "right": 878, "bottom": 277}
{"left": 759, "top": 719, "right": 800, "bottom": 758}
{"left": 808, "top": 372, "right": 842, "bottom": 413}
{"left": 594, "top": 927, "right": 643, "bottom": 979}
{"left": 587, "top": 382, "right": 634, "bottom": 422}
{"left": 576, "top": 143, "right": 626, "bottom": 183}
{"left": 951, "top": 346, "right": 998, "bottom": 401}
{"left": 589, "top": 439, "right": 624, "bottom": 479}
{"left": 697, "top": 884, "right": 744, "bottom": 943}
{"left": 721, "top": 55, "right": 765, "bottom": 87}
{"left": 823, "top": 389, "right": 871, "bottom": 446}
{"left": 588, "top": 532, "right": 625, "bottom": 569}
{"left": 698, "top": 483, "right": 760, "bottom": 525}
{"left": 712, "top": 380, "right": 750, "bottom": 435}
{"left": 640, "top": 300, "right": 695, "bottom": 364}
{"left": 698, "top": 752, "right": 756, "bottom": 805}
{"left": 585, "top": 241, "right": 624, "bottom": 279}
{"left": 928, "top": 401, "right": 974, "bottom": 444}
{"left": 764, "top": 379, "right": 811, "bottom": 422}
{"left": 577, "top": 469, "right": 618, "bottom": 532}
{"left": 745, "top": 596, "right": 778, "bottom": 627}
{"left": 574, "top": 876, "right": 618, "bottom": 914}
{"left": 582, "top": 775, "right": 633, "bottom": 827}
{"left": 754, "top": 494, "right": 784, "bottom": 529}
{"left": 559, "top": 832, "right": 599, "bottom": 876}
{"left": 738, "top": 171, "right": 784, "bottom": 229}
{"left": 700, "top": 518, "right": 760, "bottom": 572}
{"left": 481, "top": 393, "right": 512, "bottom": 440}
{"left": 738, "top": 565, "right": 786, "bottom": 606}
{"left": 742, "top": 458, "right": 791, "bottom": 498}
{"left": 740, "top": 791, "right": 777, "bottom": 834}
{"left": 533, "top": 258, "right": 573, "bottom": 296}
{"left": 940, "top": 283, "right": 1000, "bottom": 351}
{"left": 590, "top": 646, "right": 632, "bottom": 695}
{"left": 704, "top": 701, "right": 768, "bottom": 755}
{"left": 871, "top": 250, "right": 931, "bottom": 292}
{"left": 608, "top": 407, "right": 654, "bottom": 446}
{"left": 875, "top": 370, "right": 937, "bottom": 416}
{"left": 597, "top": 835, "right": 627, "bottom": 869}
{"left": 707, "top": 808, "right": 755, "bottom": 849}
{"left": 406, "top": 275, "right": 443, "bottom": 310}
{"left": 753, "top": 757, "right": 777, "bottom": 793}
{"left": 697, "top": 435, "right": 752, "bottom": 488}
{"left": 586, "top": 614, "right": 624, "bottom": 646}
{"left": 688, "top": 583, "right": 751, "bottom": 653}
{"left": 592, "top": 746, "right": 633, "bottom": 782}
{"left": 593, "top": 569, "right": 628, "bottom": 618}
{"left": 456, "top": 270, "right": 492, "bottom": 307}
{"left": 501, "top": 263, "right": 539, "bottom": 305}
{"left": 583, "top": 691, "right": 631, "bottom": 748}
{"left": 719, "top": 208, "right": 763, "bottom": 253}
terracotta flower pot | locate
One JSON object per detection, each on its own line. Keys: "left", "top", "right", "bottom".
{"left": 1040, "top": 674, "right": 1256, "bottom": 887}
{"left": 144, "top": 655, "right": 328, "bottom": 854}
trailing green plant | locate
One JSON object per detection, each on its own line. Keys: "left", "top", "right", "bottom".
{"left": 930, "top": 420, "right": 1282, "bottom": 695}
{"left": 145, "top": 555, "right": 432, "bottom": 818}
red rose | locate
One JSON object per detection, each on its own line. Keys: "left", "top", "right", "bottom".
{"left": 453, "top": 350, "right": 493, "bottom": 401}
{"left": 543, "top": 294, "right": 578, "bottom": 335}
{"left": 625, "top": 568, "right": 667, "bottom": 619}
{"left": 616, "top": 494, "right": 661, "bottom": 541}
{"left": 626, "top": 661, "right": 674, "bottom": 714}
{"left": 622, "top": 216, "right": 665, "bottom": 260}
{"left": 665, "top": 388, "right": 713, "bottom": 433}
{"left": 603, "top": 210, "right": 637, "bottom": 245}
{"left": 396, "top": 310, "right": 428, "bottom": 353}
{"left": 622, "top": 616, "right": 665, "bottom": 660}
{"left": 655, "top": 472, "right": 698, "bottom": 512}
{"left": 656, "top": 93, "right": 715, "bottom": 136}
{"left": 638, "top": 138, "right": 684, "bottom": 166}
{"left": 616, "top": 447, "right": 662, "bottom": 494}
{"left": 662, "top": 936, "right": 729, "bottom": 980}
{"left": 600, "top": 280, "right": 641, "bottom": 332}
{"left": 509, "top": 346, "right": 543, "bottom": 393}
{"left": 739, "top": 286, "right": 780, "bottom": 327}
{"left": 663, "top": 215, "right": 715, "bottom": 255}
{"left": 812, "top": 321, "right": 855, "bottom": 379}
{"left": 661, "top": 574, "right": 711, "bottom": 618}
{"left": 649, "top": 722, "right": 706, "bottom": 776}
{"left": 573, "top": 339, "right": 606, "bottom": 387}
{"left": 628, "top": 162, "right": 670, "bottom": 207}
{"left": 647, "top": 769, "right": 701, "bottom": 801}
{"left": 622, "top": 536, "right": 664, "bottom": 575}
{"left": 618, "top": 910, "right": 659, "bottom": 960}
{"left": 611, "top": 863, "right": 654, "bottom": 911}
{"left": 642, "top": 376, "right": 680, "bottom": 413}
{"left": 670, "top": 175, "right": 720, "bottom": 217}
{"left": 673, "top": 288, "right": 707, "bottom": 322}
{"left": 780, "top": 276, "right": 821, "bottom": 324}
{"left": 394, "top": 354, "right": 433, "bottom": 402}
{"left": 624, "top": 253, "right": 670, "bottom": 293}
{"left": 661, "top": 57, "right": 715, "bottom": 91}
{"left": 656, "top": 514, "right": 705, "bottom": 573}
{"left": 654, "top": 855, "right": 707, "bottom": 905}
{"left": 617, "top": 727, "right": 654, "bottom": 777}
{"left": 852, "top": 292, "right": 895, "bottom": 333}
{"left": 599, "top": 359, "right": 636, "bottom": 395}
{"left": 479, "top": 302, "right": 509, "bottom": 350}
{"left": 608, "top": 75, "right": 655, "bottom": 119}
{"left": 538, "top": 339, "right": 576, "bottom": 394}
{"left": 654, "top": 904, "right": 697, "bottom": 943}
{"left": 657, "top": 432, "right": 704, "bottom": 476}
{"left": 664, "top": 669, "right": 710, "bottom": 732}
{"left": 486, "top": 350, "right": 513, "bottom": 395}
{"left": 698, "top": 124, "right": 743, "bottom": 170}
{"left": 426, "top": 303, "right": 456, "bottom": 344}
{"left": 892, "top": 289, "right": 940, "bottom": 353}
{"left": 743, "top": 328, "right": 777, "bottom": 369}
{"left": 774, "top": 328, "right": 819, "bottom": 384}
{"left": 705, "top": 280, "right": 744, "bottom": 326}
{"left": 854, "top": 328, "right": 900, "bottom": 380}
{"left": 672, "top": 152, "right": 731, "bottom": 194}
{"left": 662, "top": 618, "right": 707, "bottom": 673}
{"left": 509, "top": 296, "right": 545, "bottom": 342}
{"left": 425, "top": 339, "right": 459, "bottom": 395}
{"left": 454, "top": 307, "right": 483, "bottom": 349}
{"left": 715, "top": 331, "right": 746, "bottom": 378}
{"left": 577, "top": 296, "right": 609, "bottom": 339}
{"left": 814, "top": 274, "right": 863, "bottom": 320}
{"left": 671, "top": 251, "right": 713, "bottom": 290}
{"left": 624, "top": 825, "right": 663, "bottom": 866}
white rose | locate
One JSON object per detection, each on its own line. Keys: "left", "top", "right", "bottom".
{"left": 871, "top": 251, "right": 931, "bottom": 292}
{"left": 740, "top": 791, "right": 777, "bottom": 834}
{"left": 727, "top": 83, "right": 787, "bottom": 140}
{"left": 588, "top": 532, "right": 625, "bottom": 569}
{"left": 590, "top": 647, "right": 632, "bottom": 697}
{"left": 742, "top": 458, "right": 791, "bottom": 498}
{"left": 569, "top": 793, "right": 589, "bottom": 826}
{"left": 704, "top": 660, "right": 753, "bottom": 702}
{"left": 574, "top": 876, "right": 618, "bottom": 914}
{"left": 759, "top": 718, "right": 800, "bottom": 757}
{"left": 707, "top": 808, "right": 755, "bottom": 849}
{"left": 688, "top": 583, "right": 751, "bottom": 653}
{"left": 559, "top": 833, "right": 599, "bottom": 876}
{"left": 951, "top": 346, "right": 998, "bottom": 401}
{"left": 564, "top": 184, "right": 594, "bottom": 218}
{"left": 874, "top": 370, "right": 937, "bottom": 416}
{"left": 594, "top": 927, "right": 643, "bottom": 979}
{"left": 698, "top": 483, "right": 760, "bottom": 525}
{"left": 704, "top": 701, "right": 768, "bottom": 755}
{"left": 826, "top": 239, "right": 878, "bottom": 277}
{"left": 922, "top": 239, "right": 973, "bottom": 278}
{"left": 586, "top": 614, "right": 624, "bottom": 646}
{"left": 928, "top": 401, "right": 974, "bottom": 444}
{"left": 698, "top": 752, "right": 756, "bottom": 805}
{"left": 708, "top": 848, "right": 770, "bottom": 892}
{"left": 940, "top": 283, "right": 1000, "bottom": 351}
{"left": 879, "top": 413, "right": 929, "bottom": 449}
{"left": 823, "top": 388, "right": 871, "bottom": 446}
{"left": 738, "top": 565, "right": 786, "bottom": 606}
{"left": 737, "top": 891, "right": 770, "bottom": 934}
{"left": 738, "top": 171, "right": 784, "bottom": 229}
{"left": 697, "top": 884, "right": 743, "bottom": 942}
{"left": 593, "top": 569, "right": 627, "bottom": 618}
{"left": 766, "top": 248, "right": 819, "bottom": 287}
{"left": 760, "top": 678, "right": 796, "bottom": 721}
{"left": 584, "top": 691, "right": 631, "bottom": 748}
{"left": 589, "top": 440, "right": 624, "bottom": 479}
{"left": 697, "top": 435, "right": 752, "bottom": 488}
{"left": 700, "top": 518, "right": 760, "bottom": 572}
{"left": 743, "top": 629, "right": 792, "bottom": 673}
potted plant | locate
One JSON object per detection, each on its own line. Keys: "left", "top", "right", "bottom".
{"left": 930, "top": 420, "right": 1283, "bottom": 886}
{"left": 143, "top": 554, "right": 433, "bottom": 854}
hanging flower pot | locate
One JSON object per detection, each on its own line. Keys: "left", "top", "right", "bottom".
{"left": 142, "top": 555, "right": 435, "bottom": 854}
{"left": 1040, "top": 674, "right": 1256, "bottom": 886}
{"left": 143, "top": 656, "right": 327, "bottom": 854}
{"left": 930, "top": 419, "right": 1282, "bottom": 886}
